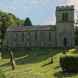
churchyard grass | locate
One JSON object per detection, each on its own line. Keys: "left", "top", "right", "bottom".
{"left": 0, "top": 48, "right": 78, "bottom": 78}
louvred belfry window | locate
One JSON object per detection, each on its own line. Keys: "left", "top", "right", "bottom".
{"left": 62, "top": 12, "right": 68, "bottom": 21}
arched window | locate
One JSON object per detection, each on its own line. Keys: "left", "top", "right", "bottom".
{"left": 49, "top": 31, "right": 51, "bottom": 41}
{"left": 35, "top": 31, "right": 37, "bottom": 40}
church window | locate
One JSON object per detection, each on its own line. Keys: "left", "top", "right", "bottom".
{"left": 6, "top": 39, "right": 8, "bottom": 48}
{"left": 62, "top": 12, "right": 68, "bottom": 21}
{"left": 21, "top": 32, "right": 24, "bottom": 41}
{"left": 49, "top": 31, "right": 51, "bottom": 41}
{"left": 14, "top": 32, "right": 17, "bottom": 41}
{"left": 27, "top": 32, "right": 31, "bottom": 40}
{"left": 35, "top": 31, "right": 37, "bottom": 40}
{"left": 15, "top": 32, "right": 18, "bottom": 46}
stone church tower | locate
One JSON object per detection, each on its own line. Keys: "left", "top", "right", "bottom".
{"left": 56, "top": 6, "right": 75, "bottom": 48}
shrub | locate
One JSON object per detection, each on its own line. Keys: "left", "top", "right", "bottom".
{"left": 60, "top": 55, "right": 78, "bottom": 73}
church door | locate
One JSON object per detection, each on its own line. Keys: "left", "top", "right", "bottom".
{"left": 64, "top": 38, "right": 67, "bottom": 48}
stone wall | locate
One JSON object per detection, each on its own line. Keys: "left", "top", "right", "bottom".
{"left": 3, "top": 30, "right": 56, "bottom": 49}
{"left": 56, "top": 5, "right": 74, "bottom": 48}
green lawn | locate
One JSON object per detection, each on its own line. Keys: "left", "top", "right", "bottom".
{"left": 0, "top": 48, "right": 78, "bottom": 78}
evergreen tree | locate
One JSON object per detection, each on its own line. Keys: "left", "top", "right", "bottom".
{"left": 24, "top": 17, "right": 32, "bottom": 26}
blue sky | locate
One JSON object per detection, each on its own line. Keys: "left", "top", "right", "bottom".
{"left": 0, "top": 0, "right": 76, "bottom": 25}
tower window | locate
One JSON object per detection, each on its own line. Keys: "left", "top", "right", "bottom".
{"left": 62, "top": 12, "right": 68, "bottom": 21}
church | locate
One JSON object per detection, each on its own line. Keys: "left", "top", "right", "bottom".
{"left": 3, "top": 5, "right": 75, "bottom": 50}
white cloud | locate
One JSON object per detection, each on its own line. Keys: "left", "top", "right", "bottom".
{"left": 31, "top": 0, "right": 49, "bottom": 5}
{"left": 23, "top": 0, "right": 50, "bottom": 7}
{"left": 41, "top": 16, "right": 56, "bottom": 25}
{"left": 57, "top": 0, "right": 78, "bottom": 9}
{"left": 66, "top": 0, "right": 78, "bottom": 9}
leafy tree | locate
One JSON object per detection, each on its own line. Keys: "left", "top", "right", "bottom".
{"left": 75, "top": 27, "right": 78, "bottom": 45}
{"left": 24, "top": 17, "right": 32, "bottom": 26}
{"left": 0, "top": 15, "right": 8, "bottom": 51}
{"left": 75, "top": 17, "right": 78, "bottom": 45}
{"left": 8, "top": 13, "right": 24, "bottom": 26}
{"left": 0, "top": 11, "right": 24, "bottom": 49}
{"left": 16, "top": 18, "right": 24, "bottom": 26}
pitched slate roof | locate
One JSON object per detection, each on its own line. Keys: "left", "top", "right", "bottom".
{"left": 7, "top": 25, "right": 56, "bottom": 32}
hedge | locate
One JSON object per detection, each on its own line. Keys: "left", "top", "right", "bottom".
{"left": 60, "top": 55, "right": 78, "bottom": 73}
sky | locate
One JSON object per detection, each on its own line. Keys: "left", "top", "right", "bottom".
{"left": 0, "top": 0, "right": 78, "bottom": 25}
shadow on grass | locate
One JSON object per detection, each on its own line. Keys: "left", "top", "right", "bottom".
{"left": 0, "top": 48, "right": 63, "bottom": 66}
{"left": 1, "top": 48, "right": 31, "bottom": 58}
{"left": 54, "top": 66, "right": 60, "bottom": 69}
{"left": 15, "top": 48, "right": 63, "bottom": 65}
{"left": 54, "top": 70, "right": 78, "bottom": 78}
{"left": 0, "top": 62, "right": 10, "bottom": 67}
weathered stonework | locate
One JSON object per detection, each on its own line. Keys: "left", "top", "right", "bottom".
{"left": 3, "top": 5, "right": 75, "bottom": 49}
{"left": 56, "top": 5, "right": 74, "bottom": 48}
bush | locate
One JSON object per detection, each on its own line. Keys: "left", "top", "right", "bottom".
{"left": 60, "top": 55, "right": 78, "bottom": 73}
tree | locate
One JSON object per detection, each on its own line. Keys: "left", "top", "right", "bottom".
{"left": 7, "top": 13, "right": 17, "bottom": 27}
{"left": 16, "top": 18, "right": 24, "bottom": 26}
{"left": 24, "top": 17, "right": 32, "bottom": 26}
{"left": 74, "top": 27, "right": 78, "bottom": 45}
{"left": 0, "top": 11, "right": 24, "bottom": 49}
{"left": 0, "top": 10, "right": 25, "bottom": 53}
{"left": 74, "top": 16, "right": 78, "bottom": 45}
{"left": 9, "top": 51, "right": 16, "bottom": 70}
{"left": 0, "top": 16, "right": 7, "bottom": 51}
